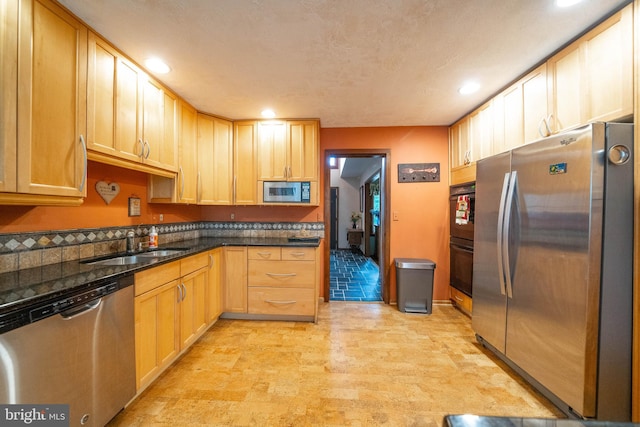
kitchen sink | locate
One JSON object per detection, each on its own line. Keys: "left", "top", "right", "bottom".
{"left": 81, "top": 248, "right": 188, "bottom": 266}
{"left": 83, "top": 255, "right": 148, "bottom": 266}
{"left": 136, "top": 249, "right": 186, "bottom": 258}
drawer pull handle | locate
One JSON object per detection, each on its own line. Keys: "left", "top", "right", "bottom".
{"left": 265, "top": 300, "right": 297, "bottom": 305}
{"left": 266, "top": 273, "right": 297, "bottom": 278}
{"left": 257, "top": 252, "right": 273, "bottom": 258}
{"left": 290, "top": 252, "right": 306, "bottom": 257}
{"left": 454, "top": 296, "right": 463, "bottom": 302}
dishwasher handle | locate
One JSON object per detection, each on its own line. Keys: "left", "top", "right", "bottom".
{"left": 60, "top": 298, "right": 102, "bottom": 320}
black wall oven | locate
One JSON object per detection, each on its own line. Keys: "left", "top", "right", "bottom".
{"left": 450, "top": 182, "right": 475, "bottom": 297}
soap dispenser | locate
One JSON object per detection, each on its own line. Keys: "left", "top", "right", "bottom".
{"left": 149, "top": 226, "right": 158, "bottom": 249}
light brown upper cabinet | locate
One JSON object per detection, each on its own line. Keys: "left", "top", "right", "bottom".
{"left": 257, "top": 120, "right": 319, "bottom": 182}
{"left": 87, "top": 33, "right": 178, "bottom": 177}
{"left": 449, "top": 116, "right": 475, "bottom": 185}
{"left": 176, "top": 101, "right": 198, "bottom": 204}
{"left": 493, "top": 64, "right": 548, "bottom": 154}
{"left": 287, "top": 120, "right": 319, "bottom": 182}
{"left": 6, "top": 0, "right": 88, "bottom": 205}
{"left": 233, "top": 120, "right": 259, "bottom": 205}
{"left": 0, "top": 0, "right": 18, "bottom": 194}
{"left": 547, "top": 4, "right": 632, "bottom": 133}
{"left": 257, "top": 121, "right": 288, "bottom": 181}
{"left": 148, "top": 100, "right": 198, "bottom": 204}
{"left": 197, "top": 114, "right": 233, "bottom": 205}
{"left": 469, "top": 101, "right": 493, "bottom": 162}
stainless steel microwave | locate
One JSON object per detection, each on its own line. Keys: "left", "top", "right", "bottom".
{"left": 263, "top": 181, "right": 311, "bottom": 203}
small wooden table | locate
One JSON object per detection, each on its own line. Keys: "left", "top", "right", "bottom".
{"left": 347, "top": 228, "right": 364, "bottom": 252}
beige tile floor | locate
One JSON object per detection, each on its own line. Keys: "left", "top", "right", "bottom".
{"left": 108, "top": 302, "right": 563, "bottom": 426}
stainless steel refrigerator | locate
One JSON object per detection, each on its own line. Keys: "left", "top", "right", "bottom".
{"left": 472, "top": 122, "right": 633, "bottom": 421}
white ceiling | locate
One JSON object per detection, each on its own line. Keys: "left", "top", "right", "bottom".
{"left": 59, "top": 0, "right": 630, "bottom": 128}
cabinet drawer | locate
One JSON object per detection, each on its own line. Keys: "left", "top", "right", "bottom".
{"left": 248, "top": 247, "right": 281, "bottom": 260}
{"left": 135, "top": 260, "right": 181, "bottom": 296}
{"left": 248, "top": 260, "right": 315, "bottom": 288}
{"left": 248, "top": 287, "right": 315, "bottom": 315}
{"left": 450, "top": 287, "right": 472, "bottom": 315}
{"left": 282, "top": 247, "right": 315, "bottom": 261}
{"left": 181, "top": 252, "right": 209, "bottom": 274}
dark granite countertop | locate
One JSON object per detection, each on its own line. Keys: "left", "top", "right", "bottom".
{"left": 443, "top": 415, "right": 638, "bottom": 427}
{"left": 0, "top": 236, "right": 321, "bottom": 316}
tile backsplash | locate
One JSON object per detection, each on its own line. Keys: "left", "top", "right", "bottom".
{"left": 0, "top": 221, "right": 324, "bottom": 274}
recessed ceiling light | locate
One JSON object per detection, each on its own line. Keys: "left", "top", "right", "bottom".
{"left": 145, "top": 57, "right": 171, "bottom": 74}
{"left": 458, "top": 82, "right": 480, "bottom": 95}
{"left": 556, "top": 0, "right": 583, "bottom": 7}
{"left": 261, "top": 109, "right": 276, "bottom": 118}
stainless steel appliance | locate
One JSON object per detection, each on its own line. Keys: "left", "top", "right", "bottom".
{"left": 449, "top": 182, "right": 475, "bottom": 296}
{"left": 263, "top": 181, "right": 311, "bottom": 203}
{"left": 0, "top": 274, "right": 136, "bottom": 426}
{"left": 472, "top": 123, "right": 633, "bottom": 421}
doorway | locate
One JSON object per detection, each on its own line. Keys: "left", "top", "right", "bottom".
{"left": 323, "top": 149, "right": 391, "bottom": 303}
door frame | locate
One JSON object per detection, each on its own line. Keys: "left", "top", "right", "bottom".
{"left": 323, "top": 149, "right": 391, "bottom": 303}
{"left": 329, "top": 186, "right": 339, "bottom": 249}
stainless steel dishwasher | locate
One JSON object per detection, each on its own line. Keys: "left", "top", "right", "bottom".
{"left": 0, "top": 274, "right": 136, "bottom": 426}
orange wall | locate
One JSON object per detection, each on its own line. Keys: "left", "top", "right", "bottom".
{"left": 321, "top": 126, "right": 450, "bottom": 302}
{"left": 0, "top": 161, "right": 200, "bottom": 233}
{"left": 1, "top": 127, "right": 451, "bottom": 303}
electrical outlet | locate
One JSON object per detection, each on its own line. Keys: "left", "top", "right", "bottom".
{"left": 230, "top": 213, "right": 235, "bottom": 220}
{"left": 159, "top": 214, "right": 164, "bottom": 222}
{"left": 393, "top": 211, "right": 399, "bottom": 221}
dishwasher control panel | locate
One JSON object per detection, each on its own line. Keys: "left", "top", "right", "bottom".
{"left": 29, "top": 282, "right": 118, "bottom": 322}
{"left": 0, "top": 274, "right": 133, "bottom": 334}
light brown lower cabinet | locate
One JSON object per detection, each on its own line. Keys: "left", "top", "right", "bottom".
{"left": 247, "top": 246, "right": 318, "bottom": 321}
{"left": 134, "top": 252, "right": 219, "bottom": 392}
{"left": 134, "top": 245, "right": 317, "bottom": 392}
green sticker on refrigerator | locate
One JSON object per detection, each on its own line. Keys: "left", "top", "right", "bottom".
{"left": 549, "top": 162, "right": 567, "bottom": 175}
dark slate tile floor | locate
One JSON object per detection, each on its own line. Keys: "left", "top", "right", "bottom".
{"left": 330, "top": 249, "right": 382, "bottom": 301}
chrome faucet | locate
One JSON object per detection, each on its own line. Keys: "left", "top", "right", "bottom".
{"left": 125, "top": 230, "right": 135, "bottom": 254}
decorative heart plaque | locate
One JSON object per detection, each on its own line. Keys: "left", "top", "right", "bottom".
{"left": 95, "top": 181, "right": 120, "bottom": 205}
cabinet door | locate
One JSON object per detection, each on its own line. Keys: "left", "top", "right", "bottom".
{"left": 257, "top": 121, "right": 287, "bottom": 180}
{"left": 287, "top": 120, "right": 318, "bottom": 181}
{"left": 17, "top": 0, "right": 87, "bottom": 198}
{"left": 142, "top": 77, "right": 178, "bottom": 171}
{"left": 134, "top": 279, "right": 179, "bottom": 391}
{"left": 583, "top": 5, "right": 632, "bottom": 123}
{"left": 87, "top": 33, "right": 118, "bottom": 157}
{"left": 468, "top": 102, "right": 492, "bottom": 162}
{"left": 177, "top": 101, "right": 198, "bottom": 203}
{"left": 207, "top": 249, "right": 223, "bottom": 322}
{"left": 0, "top": 0, "right": 18, "bottom": 192}
{"left": 197, "top": 114, "right": 233, "bottom": 205}
{"left": 522, "top": 64, "right": 548, "bottom": 144}
{"left": 141, "top": 77, "right": 164, "bottom": 165}
{"left": 179, "top": 267, "right": 208, "bottom": 349}
{"left": 449, "top": 117, "right": 470, "bottom": 169}
{"left": 233, "top": 121, "right": 258, "bottom": 205}
{"left": 224, "top": 246, "right": 248, "bottom": 313}
{"left": 547, "top": 43, "right": 582, "bottom": 133}
{"left": 115, "top": 56, "right": 144, "bottom": 162}
{"left": 500, "top": 84, "right": 523, "bottom": 152}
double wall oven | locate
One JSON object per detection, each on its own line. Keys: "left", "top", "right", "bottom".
{"left": 449, "top": 182, "right": 475, "bottom": 297}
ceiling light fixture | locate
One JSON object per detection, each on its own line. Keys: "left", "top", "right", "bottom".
{"left": 458, "top": 82, "right": 480, "bottom": 95}
{"left": 261, "top": 109, "right": 276, "bottom": 119}
{"left": 145, "top": 57, "right": 171, "bottom": 74}
{"left": 556, "top": 0, "right": 583, "bottom": 7}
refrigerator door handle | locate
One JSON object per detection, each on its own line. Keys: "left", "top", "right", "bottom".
{"left": 496, "top": 172, "right": 511, "bottom": 296}
{"left": 502, "top": 171, "right": 518, "bottom": 298}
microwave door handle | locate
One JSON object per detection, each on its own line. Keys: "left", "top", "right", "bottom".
{"left": 496, "top": 172, "right": 510, "bottom": 296}
{"left": 502, "top": 171, "right": 518, "bottom": 299}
